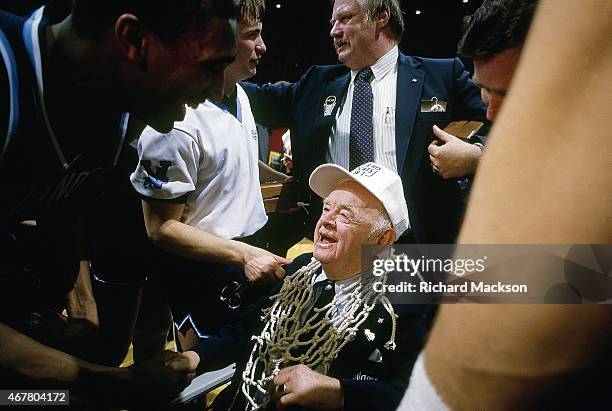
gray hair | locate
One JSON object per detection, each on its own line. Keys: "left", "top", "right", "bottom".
{"left": 369, "top": 208, "right": 393, "bottom": 240}
{"left": 358, "top": 0, "right": 405, "bottom": 40}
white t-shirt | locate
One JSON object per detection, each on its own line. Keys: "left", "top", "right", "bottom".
{"left": 130, "top": 84, "right": 267, "bottom": 239}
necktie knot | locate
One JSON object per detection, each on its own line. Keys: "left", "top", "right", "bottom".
{"left": 356, "top": 68, "right": 373, "bottom": 83}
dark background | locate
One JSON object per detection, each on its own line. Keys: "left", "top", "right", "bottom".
{"left": 0, "top": 0, "right": 484, "bottom": 82}
{"left": 252, "top": 0, "right": 484, "bottom": 83}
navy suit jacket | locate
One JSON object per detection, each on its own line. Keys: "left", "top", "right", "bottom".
{"left": 242, "top": 53, "right": 486, "bottom": 243}
{"left": 192, "top": 254, "right": 433, "bottom": 411}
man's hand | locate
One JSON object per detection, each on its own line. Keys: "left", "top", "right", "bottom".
{"left": 240, "top": 243, "right": 292, "bottom": 283}
{"left": 129, "top": 350, "right": 200, "bottom": 403}
{"left": 271, "top": 364, "right": 344, "bottom": 410}
{"left": 27, "top": 261, "right": 99, "bottom": 358}
{"left": 428, "top": 125, "right": 482, "bottom": 179}
{"left": 163, "top": 349, "right": 200, "bottom": 374}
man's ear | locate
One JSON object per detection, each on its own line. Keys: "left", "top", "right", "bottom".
{"left": 115, "top": 14, "right": 147, "bottom": 64}
{"left": 378, "top": 228, "right": 395, "bottom": 245}
{"left": 374, "top": 10, "right": 390, "bottom": 30}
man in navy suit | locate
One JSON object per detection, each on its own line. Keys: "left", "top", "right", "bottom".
{"left": 243, "top": 0, "right": 487, "bottom": 244}
{"left": 178, "top": 162, "right": 431, "bottom": 410}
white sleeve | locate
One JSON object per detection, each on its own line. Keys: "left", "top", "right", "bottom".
{"left": 130, "top": 126, "right": 200, "bottom": 201}
{"left": 396, "top": 352, "right": 450, "bottom": 411}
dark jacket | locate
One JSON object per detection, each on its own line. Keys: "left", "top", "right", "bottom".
{"left": 242, "top": 54, "right": 487, "bottom": 243}
{"left": 192, "top": 254, "right": 434, "bottom": 411}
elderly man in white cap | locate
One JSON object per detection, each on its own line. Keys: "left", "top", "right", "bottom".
{"left": 176, "top": 162, "right": 431, "bottom": 411}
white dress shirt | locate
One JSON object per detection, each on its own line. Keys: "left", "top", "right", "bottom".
{"left": 327, "top": 46, "right": 399, "bottom": 172}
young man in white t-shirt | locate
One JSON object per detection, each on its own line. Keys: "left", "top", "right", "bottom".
{"left": 131, "top": 0, "right": 290, "bottom": 333}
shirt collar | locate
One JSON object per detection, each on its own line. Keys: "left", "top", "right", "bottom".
{"left": 350, "top": 45, "right": 399, "bottom": 83}
{"left": 210, "top": 86, "right": 242, "bottom": 122}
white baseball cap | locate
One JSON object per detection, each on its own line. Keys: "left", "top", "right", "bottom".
{"left": 309, "top": 162, "right": 410, "bottom": 239}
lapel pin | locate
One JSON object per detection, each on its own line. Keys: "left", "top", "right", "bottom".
{"left": 411, "top": 78, "right": 418, "bottom": 83}
{"left": 377, "top": 318, "right": 384, "bottom": 324}
{"left": 323, "top": 95, "right": 337, "bottom": 116}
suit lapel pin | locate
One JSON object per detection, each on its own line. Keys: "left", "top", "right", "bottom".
{"left": 411, "top": 78, "right": 418, "bottom": 83}
{"left": 377, "top": 317, "right": 384, "bottom": 323}
{"left": 364, "top": 329, "right": 376, "bottom": 341}
{"left": 323, "top": 95, "right": 337, "bottom": 116}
